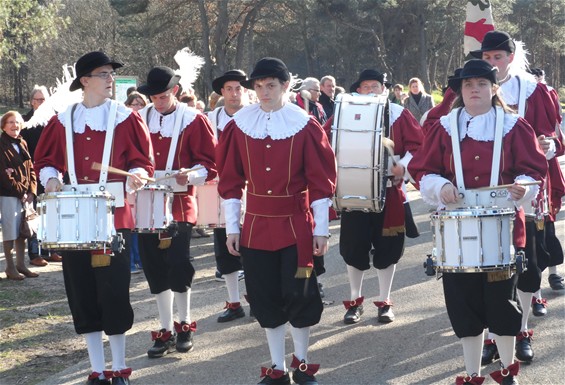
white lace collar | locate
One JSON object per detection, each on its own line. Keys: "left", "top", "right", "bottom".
{"left": 142, "top": 103, "right": 198, "bottom": 137}
{"left": 499, "top": 73, "right": 537, "bottom": 107}
{"left": 233, "top": 103, "right": 310, "bottom": 140}
{"left": 440, "top": 107, "right": 518, "bottom": 142}
{"left": 58, "top": 99, "right": 131, "bottom": 133}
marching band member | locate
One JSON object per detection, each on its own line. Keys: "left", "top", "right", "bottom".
{"left": 339, "top": 69, "right": 423, "bottom": 325}
{"left": 35, "top": 51, "right": 154, "bottom": 385}
{"left": 208, "top": 69, "right": 249, "bottom": 323}
{"left": 137, "top": 66, "right": 217, "bottom": 358}
{"left": 471, "top": 31, "right": 565, "bottom": 365}
{"left": 217, "top": 57, "right": 336, "bottom": 385}
{"left": 409, "top": 59, "right": 547, "bottom": 385}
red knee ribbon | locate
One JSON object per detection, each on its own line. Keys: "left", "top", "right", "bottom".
{"left": 516, "top": 329, "right": 533, "bottom": 341}
{"left": 290, "top": 355, "right": 319, "bottom": 376}
{"left": 455, "top": 375, "right": 485, "bottom": 385}
{"left": 151, "top": 329, "right": 172, "bottom": 341}
{"left": 490, "top": 361, "right": 520, "bottom": 384}
{"left": 224, "top": 301, "right": 241, "bottom": 310}
{"left": 174, "top": 321, "right": 197, "bottom": 333}
{"left": 260, "top": 366, "right": 286, "bottom": 379}
{"left": 343, "top": 296, "right": 364, "bottom": 309}
{"left": 484, "top": 338, "right": 496, "bottom": 346}
{"left": 103, "top": 368, "right": 132, "bottom": 379}
{"left": 373, "top": 300, "right": 393, "bottom": 308}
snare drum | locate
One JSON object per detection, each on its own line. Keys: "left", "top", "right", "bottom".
{"left": 37, "top": 191, "right": 115, "bottom": 250}
{"left": 431, "top": 207, "right": 516, "bottom": 272}
{"left": 134, "top": 185, "right": 174, "bottom": 232}
{"left": 196, "top": 180, "right": 225, "bottom": 228}
{"left": 331, "top": 93, "right": 390, "bottom": 212}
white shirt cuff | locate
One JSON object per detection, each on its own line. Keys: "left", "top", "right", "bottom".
{"left": 222, "top": 198, "right": 241, "bottom": 234}
{"left": 513, "top": 175, "right": 539, "bottom": 208}
{"left": 398, "top": 151, "right": 414, "bottom": 182}
{"left": 311, "top": 198, "right": 331, "bottom": 236}
{"left": 39, "top": 167, "right": 63, "bottom": 189}
{"left": 420, "top": 174, "right": 452, "bottom": 208}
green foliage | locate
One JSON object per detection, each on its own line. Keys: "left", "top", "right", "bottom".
{"left": 0, "top": 0, "right": 67, "bottom": 68}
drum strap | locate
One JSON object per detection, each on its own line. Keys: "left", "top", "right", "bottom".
{"left": 165, "top": 102, "right": 187, "bottom": 172}
{"left": 66, "top": 100, "right": 118, "bottom": 187}
{"left": 450, "top": 106, "right": 504, "bottom": 192}
{"left": 384, "top": 101, "right": 390, "bottom": 138}
{"left": 517, "top": 76, "right": 526, "bottom": 118}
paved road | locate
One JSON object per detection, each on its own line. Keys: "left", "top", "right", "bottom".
{"left": 35, "top": 184, "right": 565, "bottom": 385}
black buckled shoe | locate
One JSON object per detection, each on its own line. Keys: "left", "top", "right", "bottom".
{"left": 515, "top": 330, "right": 534, "bottom": 362}
{"left": 86, "top": 373, "right": 111, "bottom": 385}
{"left": 455, "top": 375, "right": 486, "bottom": 385}
{"left": 318, "top": 283, "right": 325, "bottom": 299}
{"left": 290, "top": 355, "right": 319, "bottom": 385}
{"left": 174, "top": 321, "right": 195, "bottom": 352}
{"left": 548, "top": 273, "right": 565, "bottom": 290}
{"left": 147, "top": 329, "right": 176, "bottom": 358}
{"left": 343, "top": 297, "right": 364, "bottom": 324}
{"left": 531, "top": 297, "right": 547, "bottom": 317}
{"left": 374, "top": 301, "right": 395, "bottom": 323}
{"left": 258, "top": 366, "right": 291, "bottom": 384}
{"left": 481, "top": 339, "right": 499, "bottom": 365}
{"left": 218, "top": 302, "right": 245, "bottom": 323}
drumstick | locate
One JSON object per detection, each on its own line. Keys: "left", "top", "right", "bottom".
{"left": 153, "top": 166, "right": 206, "bottom": 182}
{"left": 91, "top": 162, "right": 156, "bottom": 183}
{"left": 382, "top": 137, "right": 396, "bottom": 166}
{"left": 472, "top": 180, "right": 541, "bottom": 191}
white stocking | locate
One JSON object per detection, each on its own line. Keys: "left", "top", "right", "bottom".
{"left": 85, "top": 331, "right": 105, "bottom": 374}
{"left": 517, "top": 289, "right": 533, "bottom": 331}
{"left": 346, "top": 265, "right": 364, "bottom": 301}
{"left": 108, "top": 334, "right": 127, "bottom": 371}
{"left": 492, "top": 334, "right": 516, "bottom": 368}
{"left": 533, "top": 289, "right": 542, "bottom": 300}
{"left": 290, "top": 326, "right": 310, "bottom": 362}
{"left": 376, "top": 264, "right": 396, "bottom": 302}
{"left": 265, "top": 324, "right": 287, "bottom": 371}
{"left": 224, "top": 271, "right": 241, "bottom": 303}
{"left": 174, "top": 289, "right": 191, "bottom": 323}
{"left": 461, "top": 334, "right": 483, "bottom": 377}
{"left": 155, "top": 290, "right": 174, "bottom": 331}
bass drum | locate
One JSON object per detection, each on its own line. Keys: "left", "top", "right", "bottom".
{"left": 331, "top": 93, "right": 389, "bottom": 212}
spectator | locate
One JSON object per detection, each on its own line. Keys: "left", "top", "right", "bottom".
{"left": 389, "top": 84, "right": 408, "bottom": 105}
{"left": 295, "top": 77, "right": 327, "bottom": 125}
{"left": 21, "top": 86, "right": 62, "bottom": 267}
{"left": 403, "top": 77, "right": 435, "bottom": 123}
{"left": 195, "top": 100, "right": 206, "bottom": 113}
{"left": 124, "top": 91, "right": 147, "bottom": 112}
{"left": 319, "top": 75, "right": 336, "bottom": 118}
{"left": 208, "top": 92, "right": 221, "bottom": 110}
{"left": 0, "top": 111, "right": 38, "bottom": 280}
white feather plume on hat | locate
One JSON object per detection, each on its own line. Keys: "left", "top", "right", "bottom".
{"left": 24, "top": 65, "right": 83, "bottom": 128}
{"left": 174, "top": 48, "right": 205, "bottom": 94}
{"left": 508, "top": 40, "right": 534, "bottom": 80}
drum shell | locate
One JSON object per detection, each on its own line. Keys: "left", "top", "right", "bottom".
{"left": 431, "top": 207, "right": 516, "bottom": 272}
{"left": 133, "top": 184, "right": 174, "bottom": 233}
{"left": 37, "top": 191, "right": 115, "bottom": 250}
{"left": 331, "top": 93, "right": 389, "bottom": 212}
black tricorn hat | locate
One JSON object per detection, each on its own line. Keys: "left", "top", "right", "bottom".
{"left": 240, "top": 57, "right": 290, "bottom": 89}
{"left": 470, "top": 31, "right": 516, "bottom": 59}
{"left": 212, "top": 69, "right": 248, "bottom": 94}
{"left": 450, "top": 59, "right": 498, "bottom": 92}
{"left": 69, "top": 51, "right": 124, "bottom": 92}
{"left": 349, "top": 69, "right": 392, "bottom": 93}
{"left": 137, "top": 66, "right": 181, "bottom": 96}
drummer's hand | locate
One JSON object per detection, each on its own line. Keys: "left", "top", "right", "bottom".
{"left": 313, "top": 236, "right": 328, "bottom": 256}
{"left": 127, "top": 173, "right": 146, "bottom": 191}
{"left": 440, "top": 183, "right": 459, "bottom": 204}
{"left": 537, "top": 134, "right": 551, "bottom": 154}
{"left": 175, "top": 170, "right": 189, "bottom": 186}
{"left": 391, "top": 164, "right": 405, "bottom": 178}
{"left": 507, "top": 183, "right": 526, "bottom": 201}
{"left": 226, "top": 233, "right": 241, "bottom": 256}
{"left": 45, "top": 178, "right": 63, "bottom": 193}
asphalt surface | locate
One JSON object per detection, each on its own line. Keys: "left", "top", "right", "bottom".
{"left": 32, "top": 178, "right": 565, "bottom": 385}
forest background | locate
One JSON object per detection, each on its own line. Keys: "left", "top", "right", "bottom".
{"left": 0, "top": 0, "right": 564, "bottom": 109}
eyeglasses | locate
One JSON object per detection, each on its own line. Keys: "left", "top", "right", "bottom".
{"left": 130, "top": 102, "right": 144, "bottom": 107}
{"left": 308, "top": 89, "right": 321, "bottom": 93}
{"left": 86, "top": 71, "right": 117, "bottom": 80}
{"left": 33, "top": 98, "right": 45, "bottom": 102}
